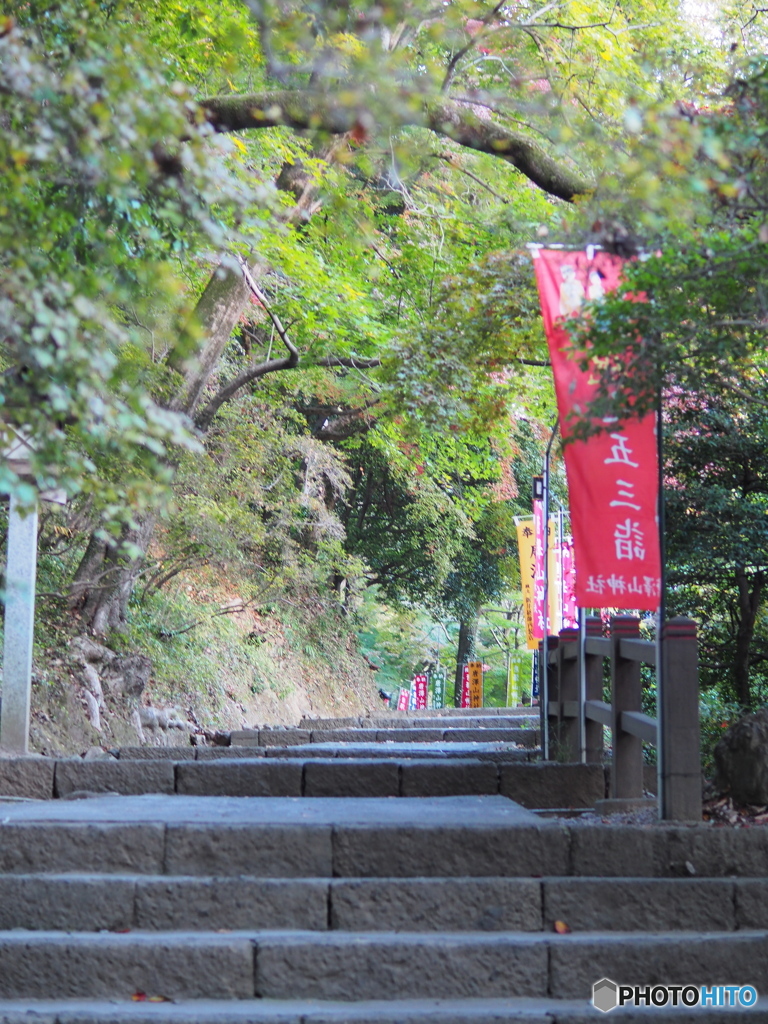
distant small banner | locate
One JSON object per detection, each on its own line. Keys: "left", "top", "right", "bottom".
{"left": 431, "top": 668, "right": 446, "bottom": 709}
{"left": 516, "top": 518, "right": 537, "bottom": 650}
{"left": 507, "top": 651, "right": 527, "bottom": 707}
{"left": 460, "top": 664, "right": 471, "bottom": 708}
{"left": 467, "top": 661, "right": 483, "bottom": 709}
{"left": 397, "top": 687, "right": 409, "bottom": 711}
{"left": 413, "top": 673, "right": 428, "bottom": 710}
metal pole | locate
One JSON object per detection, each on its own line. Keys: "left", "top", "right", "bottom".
{"left": 0, "top": 494, "right": 39, "bottom": 754}
{"left": 656, "top": 390, "right": 668, "bottom": 816}
{"left": 541, "top": 418, "right": 559, "bottom": 761}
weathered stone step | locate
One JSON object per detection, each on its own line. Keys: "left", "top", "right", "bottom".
{"left": 116, "top": 741, "right": 534, "bottom": 761}
{"left": 299, "top": 714, "right": 538, "bottom": 730}
{"left": 0, "top": 996, "right": 711, "bottom": 1024}
{"left": 0, "top": 873, "right": 762, "bottom": 934}
{"left": 0, "top": 929, "right": 764, "bottom": 1001}
{"left": 2, "top": 757, "right": 602, "bottom": 807}
{"left": 2, "top": 796, "right": 768, "bottom": 879}
{"left": 230, "top": 727, "right": 539, "bottom": 746}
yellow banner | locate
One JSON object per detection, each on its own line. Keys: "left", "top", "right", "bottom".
{"left": 507, "top": 650, "right": 527, "bottom": 707}
{"left": 516, "top": 519, "right": 538, "bottom": 650}
{"left": 467, "top": 661, "right": 483, "bottom": 708}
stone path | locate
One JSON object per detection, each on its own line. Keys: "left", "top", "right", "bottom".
{"left": 0, "top": 706, "right": 765, "bottom": 1020}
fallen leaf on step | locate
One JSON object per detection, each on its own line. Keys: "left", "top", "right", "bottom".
{"left": 131, "top": 993, "right": 147, "bottom": 1002}
{"left": 553, "top": 920, "right": 571, "bottom": 934}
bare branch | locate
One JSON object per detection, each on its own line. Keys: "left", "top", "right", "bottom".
{"left": 200, "top": 92, "right": 592, "bottom": 201}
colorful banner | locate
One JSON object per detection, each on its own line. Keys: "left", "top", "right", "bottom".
{"left": 396, "top": 687, "right": 409, "bottom": 711}
{"left": 460, "top": 663, "right": 470, "bottom": 708}
{"left": 413, "top": 673, "right": 428, "bottom": 710}
{"left": 468, "top": 661, "right": 483, "bottom": 708}
{"left": 516, "top": 518, "right": 537, "bottom": 650}
{"left": 507, "top": 650, "right": 527, "bottom": 706}
{"left": 532, "top": 248, "right": 661, "bottom": 610}
{"left": 533, "top": 492, "right": 546, "bottom": 638}
{"left": 431, "top": 667, "right": 446, "bottom": 709}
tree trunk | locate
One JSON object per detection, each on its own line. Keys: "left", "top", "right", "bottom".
{"left": 453, "top": 613, "right": 478, "bottom": 707}
{"left": 68, "top": 261, "right": 251, "bottom": 634}
{"left": 68, "top": 516, "right": 158, "bottom": 635}
{"left": 734, "top": 565, "right": 763, "bottom": 708}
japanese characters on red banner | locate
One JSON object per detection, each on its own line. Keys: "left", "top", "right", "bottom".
{"left": 396, "top": 687, "right": 409, "bottom": 711}
{"left": 460, "top": 663, "right": 471, "bottom": 709}
{"left": 412, "top": 673, "right": 428, "bottom": 710}
{"left": 531, "top": 248, "right": 661, "bottom": 611}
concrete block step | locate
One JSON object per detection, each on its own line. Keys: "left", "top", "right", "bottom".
{"left": 3, "top": 930, "right": 765, "bottom": 1001}
{"left": 261, "top": 743, "right": 534, "bottom": 762}
{"left": 5, "top": 796, "right": 768, "bottom": 879}
{"left": 230, "top": 728, "right": 540, "bottom": 746}
{"left": 0, "top": 996, "right": 681, "bottom": 1024}
{"left": 7, "top": 757, "right": 608, "bottom": 806}
{"left": 3, "top": 874, "right": 764, "bottom": 935}
{"left": 299, "top": 715, "right": 538, "bottom": 730}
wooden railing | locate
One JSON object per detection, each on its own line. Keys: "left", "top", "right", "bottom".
{"left": 543, "top": 615, "right": 701, "bottom": 821}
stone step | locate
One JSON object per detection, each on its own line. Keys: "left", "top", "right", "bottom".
{"left": 0, "top": 873, "right": 763, "bottom": 934}
{"left": 5, "top": 996, "right": 749, "bottom": 1023}
{"left": 299, "top": 714, "right": 538, "bottom": 730}
{"left": 2, "top": 757, "right": 601, "bottom": 807}
{"left": 2, "top": 796, "right": 767, "bottom": 878}
{"left": 0, "top": 929, "right": 764, "bottom": 1002}
{"left": 229, "top": 727, "right": 539, "bottom": 746}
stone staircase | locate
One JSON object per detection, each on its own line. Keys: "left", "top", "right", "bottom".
{"left": 0, "top": 706, "right": 765, "bottom": 1021}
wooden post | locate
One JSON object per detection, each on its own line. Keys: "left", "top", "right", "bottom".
{"left": 660, "top": 617, "right": 701, "bottom": 821}
{"left": 584, "top": 617, "right": 604, "bottom": 763}
{"left": 546, "top": 634, "right": 560, "bottom": 759}
{"left": 610, "top": 615, "right": 643, "bottom": 799}
{"left": 558, "top": 625, "right": 580, "bottom": 761}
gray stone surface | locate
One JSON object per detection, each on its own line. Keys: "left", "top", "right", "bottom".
{"left": 735, "top": 879, "right": 768, "bottom": 930}
{"left": 548, "top": 931, "right": 768, "bottom": 999}
{"left": 303, "top": 760, "right": 399, "bottom": 798}
{"left": 135, "top": 878, "right": 328, "bottom": 931}
{"left": 569, "top": 826, "right": 657, "bottom": 877}
{"left": 0, "top": 822, "right": 165, "bottom": 874}
{"left": 228, "top": 731, "right": 261, "bottom": 746}
{"left": 265, "top": 743, "right": 530, "bottom": 761}
{"left": 195, "top": 746, "right": 267, "bottom": 759}
{"left": 164, "top": 824, "right": 333, "bottom": 877}
{"left": 656, "top": 825, "right": 768, "bottom": 877}
{"left": 0, "top": 933, "right": 256, "bottom": 999}
{"left": 399, "top": 760, "right": 499, "bottom": 797}
{"left": 0, "top": 757, "right": 54, "bottom": 799}
{"left": 175, "top": 761, "right": 302, "bottom": 797}
{"left": 330, "top": 878, "right": 541, "bottom": 932}
{"left": 118, "top": 747, "right": 196, "bottom": 761}
{"left": 259, "top": 731, "right": 311, "bottom": 748}
{"left": 543, "top": 877, "right": 737, "bottom": 932}
{"left": 254, "top": 932, "right": 550, "bottom": 1000}
{"left": 500, "top": 763, "right": 605, "bottom": 809}
{"left": 0, "top": 875, "right": 134, "bottom": 931}
{"left": 332, "top": 823, "right": 567, "bottom": 878}
{"left": 54, "top": 761, "right": 175, "bottom": 797}
{"left": 0, "top": 997, "right": 581, "bottom": 1023}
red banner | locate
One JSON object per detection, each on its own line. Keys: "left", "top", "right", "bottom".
{"left": 413, "top": 673, "right": 428, "bottom": 710}
{"left": 396, "top": 687, "right": 409, "bottom": 711}
{"left": 460, "top": 664, "right": 470, "bottom": 708}
{"left": 532, "top": 248, "right": 660, "bottom": 611}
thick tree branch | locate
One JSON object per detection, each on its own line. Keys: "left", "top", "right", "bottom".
{"left": 200, "top": 92, "right": 592, "bottom": 201}
{"left": 314, "top": 355, "right": 382, "bottom": 368}
{"left": 194, "top": 258, "right": 299, "bottom": 430}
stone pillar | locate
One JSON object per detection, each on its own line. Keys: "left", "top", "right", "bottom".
{"left": 0, "top": 495, "right": 38, "bottom": 754}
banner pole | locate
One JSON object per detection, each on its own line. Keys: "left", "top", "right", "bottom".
{"left": 541, "top": 418, "right": 559, "bottom": 761}
{"left": 656, "top": 387, "right": 667, "bottom": 816}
